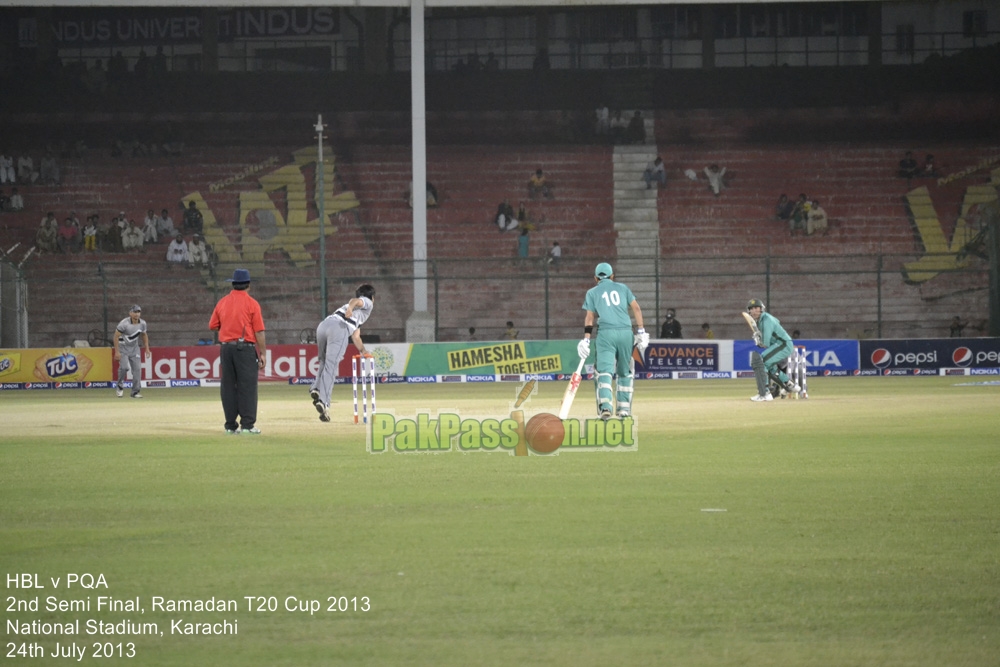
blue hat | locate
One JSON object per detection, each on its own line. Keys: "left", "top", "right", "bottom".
{"left": 595, "top": 262, "right": 613, "bottom": 279}
{"left": 227, "top": 268, "right": 251, "bottom": 283}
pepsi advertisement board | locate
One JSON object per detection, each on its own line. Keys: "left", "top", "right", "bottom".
{"left": 860, "top": 338, "right": 1000, "bottom": 370}
{"left": 733, "top": 339, "right": 859, "bottom": 373}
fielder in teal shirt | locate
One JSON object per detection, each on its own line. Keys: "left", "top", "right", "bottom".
{"left": 578, "top": 262, "right": 648, "bottom": 419}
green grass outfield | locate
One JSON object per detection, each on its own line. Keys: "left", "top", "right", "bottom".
{"left": 2, "top": 377, "right": 999, "bottom": 666}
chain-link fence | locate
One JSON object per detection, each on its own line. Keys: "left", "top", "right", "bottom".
{"left": 0, "top": 252, "right": 30, "bottom": 348}
{"left": 18, "top": 251, "right": 992, "bottom": 348}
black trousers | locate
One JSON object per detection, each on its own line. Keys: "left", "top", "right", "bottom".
{"left": 219, "top": 343, "right": 259, "bottom": 430}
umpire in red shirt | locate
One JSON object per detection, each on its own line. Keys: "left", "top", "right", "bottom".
{"left": 209, "top": 268, "right": 266, "bottom": 434}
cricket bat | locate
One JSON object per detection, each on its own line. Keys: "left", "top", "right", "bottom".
{"left": 741, "top": 311, "right": 761, "bottom": 336}
{"left": 557, "top": 357, "right": 587, "bottom": 420}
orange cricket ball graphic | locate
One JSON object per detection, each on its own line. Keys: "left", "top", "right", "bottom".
{"left": 524, "top": 413, "right": 565, "bottom": 454}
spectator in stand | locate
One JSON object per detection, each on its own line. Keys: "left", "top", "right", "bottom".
{"left": 107, "top": 216, "right": 125, "bottom": 253}
{"left": 165, "top": 233, "right": 189, "bottom": 266}
{"left": 806, "top": 199, "right": 829, "bottom": 236}
{"left": 547, "top": 241, "right": 562, "bottom": 267}
{"left": 39, "top": 152, "right": 60, "bottom": 184}
{"left": 528, "top": 168, "right": 552, "bottom": 199}
{"left": 532, "top": 47, "right": 550, "bottom": 72}
{"left": 643, "top": 156, "right": 666, "bottom": 190}
{"left": 467, "top": 327, "right": 477, "bottom": 341}
{"left": 789, "top": 193, "right": 810, "bottom": 236}
{"left": 898, "top": 151, "right": 919, "bottom": 179}
{"left": 949, "top": 316, "right": 968, "bottom": 338}
{"left": 152, "top": 46, "right": 169, "bottom": 79}
{"left": 122, "top": 219, "right": 144, "bottom": 252}
{"left": 495, "top": 200, "right": 519, "bottom": 232}
{"left": 36, "top": 212, "right": 59, "bottom": 253}
{"left": 156, "top": 208, "right": 177, "bottom": 239}
{"left": 517, "top": 201, "right": 529, "bottom": 224}
{"left": 82, "top": 217, "right": 97, "bottom": 252}
{"left": 517, "top": 227, "right": 530, "bottom": 260}
{"left": 775, "top": 193, "right": 795, "bottom": 222}
{"left": 0, "top": 189, "right": 8, "bottom": 212}
{"left": 142, "top": 209, "right": 159, "bottom": 244}
{"left": 625, "top": 110, "right": 646, "bottom": 144}
{"left": 595, "top": 104, "right": 610, "bottom": 138}
{"left": 701, "top": 323, "right": 715, "bottom": 339}
{"left": 182, "top": 200, "right": 204, "bottom": 235}
{"left": 0, "top": 153, "right": 14, "bottom": 184}
{"left": 16, "top": 154, "right": 38, "bottom": 184}
{"left": 57, "top": 216, "right": 82, "bottom": 253}
{"left": 83, "top": 59, "right": 108, "bottom": 94}
{"left": 188, "top": 233, "right": 212, "bottom": 268}
{"left": 134, "top": 50, "right": 151, "bottom": 92}
{"left": 610, "top": 110, "right": 628, "bottom": 144}
{"left": 505, "top": 321, "right": 519, "bottom": 339}
{"left": 405, "top": 181, "right": 438, "bottom": 208}
{"left": 107, "top": 51, "right": 128, "bottom": 91}
{"left": 94, "top": 215, "right": 112, "bottom": 252}
{"left": 8, "top": 187, "right": 24, "bottom": 211}
{"left": 660, "top": 308, "right": 682, "bottom": 339}
{"left": 921, "top": 153, "right": 939, "bottom": 178}
{"left": 703, "top": 164, "right": 727, "bottom": 196}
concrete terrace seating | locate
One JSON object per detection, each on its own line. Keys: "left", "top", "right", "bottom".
{"left": 337, "top": 143, "right": 615, "bottom": 261}
{"left": 656, "top": 145, "right": 913, "bottom": 257}
{"left": 9, "top": 107, "right": 995, "bottom": 343}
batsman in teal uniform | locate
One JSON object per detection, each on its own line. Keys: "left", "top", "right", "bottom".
{"left": 578, "top": 263, "right": 649, "bottom": 419}
{"left": 747, "top": 298, "right": 798, "bottom": 402}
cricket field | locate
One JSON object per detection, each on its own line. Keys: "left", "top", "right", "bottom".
{"left": 2, "top": 377, "right": 998, "bottom": 666}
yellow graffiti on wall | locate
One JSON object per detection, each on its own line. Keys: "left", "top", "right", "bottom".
{"left": 182, "top": 146, "right": 360, "bottom": 281}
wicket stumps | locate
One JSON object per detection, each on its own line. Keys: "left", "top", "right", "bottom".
{"left": 791, "top": 345, "right": 808, "bottom": 399}
{"left": 352, "top": 354, "right": 377, "bottom": 424}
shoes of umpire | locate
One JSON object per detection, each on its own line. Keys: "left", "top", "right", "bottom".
{"left": 116, "top": 387, "right": 123, "bottom": 398}
{"left": 225, "top": 428, "right": 241, "bottom": 435}
{"left": 132, "top": 392, "right": 143, "bottom": 399}
{"left": 600, "top": 409, "right": 612, "bottom": 420}
{"left": 243, "top": 427, "right": 261, "bottom": 435}
{"left": 314, "top": 399, "right": 331, "bottom": 422}
{"left": 751, "top": 393, "right": 773, "bottom": 402}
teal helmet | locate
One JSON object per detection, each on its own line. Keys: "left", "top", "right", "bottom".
{"left": 747, "top": 298, "right": 765, "bottom": 311}
{"left": 595, "top": 262, "right": 613, "bottom": 279}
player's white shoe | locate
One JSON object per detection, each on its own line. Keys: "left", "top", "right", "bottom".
{"left": 617, "top": 410, "right": 630, "bottom": 418}
{"left": 751, "top": 393, "right": 773, "bottom": 402}
{"left": 783, "top": 380, "right": 801, "bottom": 393}
{"left": 116, "top": 386, "right": 123, "bottom": 398}
{"left": 599, "top": 409, "right": 612, "bottom": 420}
{"left": 132, "top": 392, "right": 143, "bottom": 399}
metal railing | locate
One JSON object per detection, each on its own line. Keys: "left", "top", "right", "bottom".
{"left": 19, "top": 252, "right": 990, "bottom": 348}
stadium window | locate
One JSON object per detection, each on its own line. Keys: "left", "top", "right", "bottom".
{"left": 963, "top": 10, "right": 987, "bottom": 38}
{"left": 746, "top": 6, "right": 769, "bottom": 38}
{"left": 715, "top": 6, "right": 739, "bottom": 39}
{"left": 896, "top": 24, "right": 915, "bottom": 55}
{"left": 570, "top": 7, "right": 637, "bottom": 41}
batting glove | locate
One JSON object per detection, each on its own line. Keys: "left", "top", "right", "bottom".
{"left": 753, "top": 332, "right": 764, "bottom": 348}
{"left": 577, "top": 338, "right": 591, "bottom": 359}
{"left": 634, "top": 328, "right": 649, "bottom": 353}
